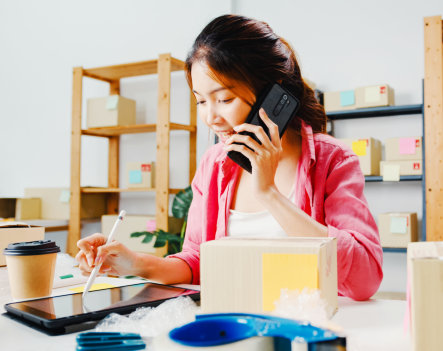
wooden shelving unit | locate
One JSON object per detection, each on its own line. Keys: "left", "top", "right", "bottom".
{"left": 424, "top": 15, "right": 443, "bottom": 241}
{"left": 67, "top": 53, "right": 197, "bottom": 256}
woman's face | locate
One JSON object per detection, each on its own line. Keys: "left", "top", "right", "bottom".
{"left": 191, "top": 62, "right": 253, "bottom": 142}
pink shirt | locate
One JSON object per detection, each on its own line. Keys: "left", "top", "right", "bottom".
{"left": 169, "top": 121, "right": 383, "bottom": 300}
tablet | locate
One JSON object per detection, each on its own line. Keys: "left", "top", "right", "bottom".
{"left": 4, "top": 282, "right": 200, "bottom": 333}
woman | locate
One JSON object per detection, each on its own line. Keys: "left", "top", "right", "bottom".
{"left": 76, "top": 14, "right": 383, "bottom": 300}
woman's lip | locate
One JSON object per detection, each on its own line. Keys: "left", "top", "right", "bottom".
{"left": 216, "top": 130, "right": 235, "bottom": 142}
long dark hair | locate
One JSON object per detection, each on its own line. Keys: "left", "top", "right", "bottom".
{"left": 185, "top": 14, "right": 326, "bottom": 134}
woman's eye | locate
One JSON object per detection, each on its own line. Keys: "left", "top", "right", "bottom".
{"left": 196, "top": 100, "right": 206, "bottom": 106}
{"left": 218, "top": 98, "right": 234, "bottom": 104}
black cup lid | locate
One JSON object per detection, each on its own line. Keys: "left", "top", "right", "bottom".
{"left": 3, "top": 240, "right": 60, "bottom": 256}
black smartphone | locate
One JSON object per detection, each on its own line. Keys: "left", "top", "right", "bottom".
{"left": 227, "top": 83, "right": 300, "bottom": 173}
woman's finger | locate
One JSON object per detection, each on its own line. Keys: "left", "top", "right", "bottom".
{"left": 258, "top": 108, "right": 281, "bottom": 147}
{"left": 77, "top": 233, "right": 107, "bottom": 266}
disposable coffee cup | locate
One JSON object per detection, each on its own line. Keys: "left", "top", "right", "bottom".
{"left": 4, "top": 240, "right": 60, "bottom": 300}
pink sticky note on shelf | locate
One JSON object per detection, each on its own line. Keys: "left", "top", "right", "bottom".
{"left": 399, "top": 138, "right": 416, "bottom": 154}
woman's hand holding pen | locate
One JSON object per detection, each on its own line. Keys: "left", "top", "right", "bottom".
{"left": 224, "top": 108, "right": 281, "bottom": 198}
{"left": 75, "top": 233, "right": 139, "bottom": 276}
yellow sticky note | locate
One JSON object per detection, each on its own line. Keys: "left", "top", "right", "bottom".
{"left": 352, "top": 140, "right": 367, "bottom": 156}
{"left": 383, "top": 164, "right": 400, "bottom": 181}
{"left": 262, "top": 253, "right": 318, "bottom": 311}
{"left": 69, "top": 283, "right": 115, "bottom": 293}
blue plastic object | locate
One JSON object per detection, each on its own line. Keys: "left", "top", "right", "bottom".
{"left": 169, "top": 313, "right": 338, "bottom": 347}
{"left": 76, "top": 332, "right": 146, "bottom": 351}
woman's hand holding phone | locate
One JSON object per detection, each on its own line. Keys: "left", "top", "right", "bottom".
{"left": 224, "top": 108, "right": 281, "bottom": 198}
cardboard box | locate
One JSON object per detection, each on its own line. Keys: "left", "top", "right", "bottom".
{"left": 355, "top": 84, "right": 395, "bottom": 109}
{"left": 101, "top": 214, "right": 183, "bottom": 256}
{"left": 378, "top": 212, "right": 417, "bottom": 248}
{"left": 0, "top": 222, "right": 45, "bottom": 266}
{"left": 380, "top": 160, "right": 422, "bottom": 176}
{"left": 87, "top": 95, "right": 136, "bottom": 128}
{"left": 200, "top": 237, "right": 337, "bottom": 317}
{"left": 126, "top": 162, "right": 155, "bottom": 189}
{"left": 338, "top": 138, "right": 382, "bottom": 175}
{"left": 24, "top": 188, "right": 107, "bottom": 220}
{"left": 408, "top": 242, "right": 443, "bottom": 351}
{"left": 0, "top": 198, "right": 42, "bottom": 220}
{"left": 385, "top": 137, "right": 422, "bottom": 161}
{"left": 324, "top": 90, "right": 356, "bottom": 112}
{"left": 0, "top": 198, "right": 18, "bottom": 219}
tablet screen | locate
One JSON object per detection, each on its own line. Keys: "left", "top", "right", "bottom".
{"left": 6, "top": 282, "right": 199, "bottom": 321}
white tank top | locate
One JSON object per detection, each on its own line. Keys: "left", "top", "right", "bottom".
{"left": 228, "top": 186, "right": 295, "bottom": 238}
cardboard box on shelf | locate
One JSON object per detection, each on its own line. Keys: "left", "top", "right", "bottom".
{"left": 0, "top": 198, "right": 42, "bottom": 220}
{"left": 15, "top": 198, "right": 41, "bottom": 220}
{"left": 86, "top": 95, "right": 136, "bottom": 128}
{"left": 380, "top": 160, "right": 422, "bottom": 177}
{"left": 0, "top": 223, "right": 45, "bottom": 266}
{"left": 101, "top": 214, "right": 183, "bottom": 256}
{"left": 24, "top": 188, "right": 107, "bottom": 220}
{"left": 338, "top": 137, "right": 382, "bottom": 175}
{"left": 0, "top": 198, "right": 18, "bottom": 219}
{"left": 200, "top": 237, "right": 337, "bottom": 318}
{"left": 355, "top": 84, "right": 395, "bottom": 109}
{"left": 408, "top": 242, "right": 443, "bottom": 351}
{"left": 324, "top": 90, "right": 356, "bottom": 112}
{"left": 385, "top": 137, "right": 422, "bottom": 161}
{"left": 378, "top": 212, "right": 417, "bottom": 248}
{"left": 126, "top": 162, "right": 155, "bottom": 189}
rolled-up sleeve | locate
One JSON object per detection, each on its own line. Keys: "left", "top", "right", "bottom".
{"left": 324, "top": 154, "right": 383, "bottom": 300}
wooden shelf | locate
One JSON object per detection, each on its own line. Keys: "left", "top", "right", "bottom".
{"left": 68, "top": 53, "right": 198, "bottom": 256}
{"left": 82, "top": 58, "right": 185, "bottom": 82}
{"left": 327, "top": 104, "right": 423, "bottom": 120}
{"left": 365, "top": 175, "right": 423, "bottom": 182}
{"left": 81, "top": 123, "right": 196, "bottom": 137}
{"left": 81, "top": 187, "right": 182, "bottom": 194}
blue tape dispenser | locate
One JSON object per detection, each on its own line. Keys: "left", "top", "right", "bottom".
{"left": 169, "top": 313, "right": 346, "bottom": 350}
{"left": 76, "top": 332, "right": 146, "bottom": 351}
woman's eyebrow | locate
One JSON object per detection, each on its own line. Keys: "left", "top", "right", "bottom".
{"left": 193, "top": 87, "right": 228, "bottom": 96}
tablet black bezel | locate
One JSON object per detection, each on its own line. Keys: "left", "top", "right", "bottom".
{"left": 4, "top": 282, "right": 200, "bottom": 332}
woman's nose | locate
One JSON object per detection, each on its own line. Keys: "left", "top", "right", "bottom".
{"left": 205, "top": 103, "right": 219, "bottom": 125}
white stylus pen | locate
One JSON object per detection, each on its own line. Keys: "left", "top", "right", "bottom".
{"left": 82, "top": 210, "right": 126, "bottom": 298}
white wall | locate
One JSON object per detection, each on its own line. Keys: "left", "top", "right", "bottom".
{"left": 0, "top": 0, "right": 230, "bottom": 206}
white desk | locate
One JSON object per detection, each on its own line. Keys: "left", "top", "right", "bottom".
{"left": 0, "top": 267, "right": 411, "bottom": 351}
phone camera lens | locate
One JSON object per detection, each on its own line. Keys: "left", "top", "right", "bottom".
{"left": 283, "top": 95, "right": 288, "bottom": 100}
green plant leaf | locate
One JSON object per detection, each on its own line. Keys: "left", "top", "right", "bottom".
{"left": 141, "top": 233, "right": 155, "bottom": 244}
{"left": 172, "top": 185, "right": 193, "bottom": 220}
{"left": 154, "top": 237, "right": 167, "bottom": 248}
{"left": 130, "top": 231, "right": 149, "bottom": 238}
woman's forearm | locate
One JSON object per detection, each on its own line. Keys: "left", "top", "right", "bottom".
{"left": 133, "top": 253, "right": 193, "bottom": 285}
{"left": 259, "top": 185, "right": 328, "bottom": 237}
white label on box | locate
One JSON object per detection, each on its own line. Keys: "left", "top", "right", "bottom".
{"left": 383, "top": 164, "right": 400, "bottom": 181}
{"left": 59, "top": 190, "right": 70, "bottom": 203}
{"left": 365, "top": 86, "right": 380, "bottom": 103}
{"left": 106, "top": 96, "right": 119, "bottom": 110}
{"left": 390, "top": 216, "right": 407, "bottom": 234}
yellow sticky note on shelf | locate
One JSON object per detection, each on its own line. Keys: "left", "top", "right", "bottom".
{"left": 383, "top": 164, "right": 400, "bottom": 181}
{"left": 69, "top": 283, "right": 115, "bottom": 293}
{"left": 352, "top": 140, "right": 367, "bottom": 156}
{"left": 262, "top": 253, "right": 318, "bottom": 311}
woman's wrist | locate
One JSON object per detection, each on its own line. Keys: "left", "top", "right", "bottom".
{"left": 132, "top": 252, "right": 158, "bottom": 279}
{"left": 255, "top": 184, "right": 279, "bottom": 205}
